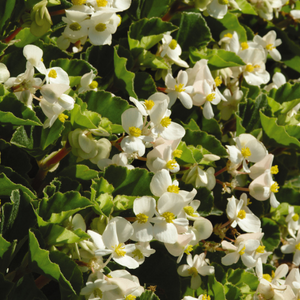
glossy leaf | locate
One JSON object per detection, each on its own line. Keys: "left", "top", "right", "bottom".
{"left": 261, "top": 217, "right": 281, "bottom": 252}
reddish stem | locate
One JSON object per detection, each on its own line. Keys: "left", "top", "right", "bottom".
{"left": 3, "top": 26, "right": 22, "bottom": 43}
{"left": 157, "top": 87, "right": 166, "bottom": 93}
{"left": 41, "top": 143, "right": 71, "bottom": 170}
{"left": 214, "top": 166, "right": 228, "bottom": 177}
{"left": 35, "top": 275, "right": 51, "bottom": 289}
{"left": 50, "top": 9, "right": 66, "bottom": 16}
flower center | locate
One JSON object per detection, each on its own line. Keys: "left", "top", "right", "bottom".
{"left": 188, "top": 267, "right": 198, "bottom": 277}
{"left": 293, "top": 213, "right": 299, "bottom": 222}
{"left": 162, "top": 211, "right": 175, "bottom": 223}
{"left": 96, "top": 0, "right": 108, "bottom": 6}
{"left": 167, "top": 184, "right": 180, "bottom": 193}
{"left": 184, "top": 245, "right": 193, "bottom": 255}
{"left": 241, "top": 42, "right": 249, "bottom": 50}
{"left": 270, "top": 182, "right": 279, "bottom": 193}
{"left": 218, "top": 0, "right": 229, "bottom": 4}
{"left": 144, "top": 99, "right": 154, "bottom": 110}
{"left": 245, "top": 64, "right": 254, "bottom": 72}
{"left": 256, "top": 245, "right": 265, "bottom": 253}
{"left": 270, "top": 165, "right": 279, "bottom": 174}
{"left": 214, "top": 76, "right": 222, "bottom": 87}
{"left": 136, "top": 213, "right": 149, "bottom": 224}
{"left": 48, "top": 69, "right": 57, "bottom": 78}
{"left": 125, "top": 295, "right": 136, "bottom": 300}
{"left": 95, "top": 23, "right": 107, "bottom": 32}
{"left": 129, "top": 126, "right": 141, "bottom": 137}
{"left": 173, "top": 149, "right": 182, "bottom": 158}
{"left": 175, "top": 83, "right": 186, "bottom": 93}
{"left": 206, "top": 93, "right": 215, "bottom": 102}
{"left": 58, "top": 113, "right": 69, "bottom": 123}
{"left": 241, "top": 147, "right": 251, "bottom": 158}
{"left": 296, "top": 243, "right": 300, "bottom": 251}
{"left": 69, "top": 22, "right": 82, "bottom": 31}
{"left": 263, "top": 274, "right": 272, "bottom": 282}
{"left": 224, "top": 33, "right": 233, "bottom": 38}
{"left": 132, "top": 249, "right": 143, "bottom": 259}
{"left": 237, "top": 209, "right": 246, "bottom": 219}
{"left": 72, "top": 0, "right": 86, "bottom": 5}
{"left": 89, "top": 81, "right": 98, "bottom": 89}
{"left": 184, "top": 206, "right": 197, "bottom": 217}
{"left": 166, "top": 159, "right": 177, "bottom": 170}
{"left": 93, "top": 288, "right": 103, "bottom": 298}
{"left": 160, "top": 116, "right": 171, "bottom": 128}
{"left": 239, "top": 245, "right": 245, "bottom": 255}
{"left": 113, "top": 243, "right": 126, "bottom": 257}
{"left": 169, "top": 39, "right": 178, "bottom": 50}
{"left": 266, "top": 44, "right": 274, "bottom": 51}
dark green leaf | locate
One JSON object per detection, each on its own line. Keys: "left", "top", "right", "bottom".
{"left": 261, "top": 217, "right": 281, "bottom": 252}
{"left": 134, "top": 72, "right": 157, "bottom": 99}
{"left": 50, "top": 58, "right": 96, "bottom": 76}
{"left": 58, "top": 164, "right": 99, "bottom": 181}
{"left": 0, "top": 235, "right": 17, "bottom": 273}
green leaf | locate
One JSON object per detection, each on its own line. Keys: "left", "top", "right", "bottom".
{"left": 224, "top": 283, "right": 242, "bottom": 300}
{"left": 0, "top": 235, "right": 17, "bottom": 273}
{"left": 0, "top": 93, "right": 42, "bottom": 126}
{"left": 70, "top": 103, "right": 98, "bottom": 129}
{"left": 0, "top": 173, "right": 36, "bottom": 199}
{"left": 128, "top": 17, "right": 177, "bottom": 51}
{"left": 197, "top": 187, "right": 214, "bottom": 216}
{"left": 0, "top": 0, "right": 16, "bottom": 32}
{"left": 182, "top": 120, "right": 227, "bottom": 156}
{"left": 208, "top": 276, "right": 225, "bottom": 300}
{"left": 80, "top": 90, "right": 131, "bottom": 125}
{"left": 58, "top": 164, "right": 99, "bottom": 181}
{"left": 90, "top": 178, "right": 114, "bottom": 199}
{"left": 190, "top": 48, "right": 245, "bottom": 70}
{"left": 14, "top": 28, "right": 40, "bottom": 47}
{"left": 136, "top": 49, "right": 170, "bottom": 69}
{"left": 114, "top": 45, "right": 137, "bottom": 98}
{"left": 92, "top": 193, "right": 114, "bottom": 217}
{"left": 227, "top": 268, "right": 259, "bottom": 291}
{"left": 260, "top": 111, "right": 300, "bottom": 150}
{"left": 177, "top": 141, "right": 201, "bottom": 165}
{"left": 28, "top": 230, "right": 82, "bottom": 299}
{"left": 0, "top": 273, "right": 14, "bottom": 300}
{"left": 113, "top": 194, "right": 136, "bottom": 212}
{"left": 38, "top": 191, "right": 92, "bottom": 223}
{"left": 1, "top": 190, "right": 36, "bottom": 242}
{"left": 235, "top": 0, "right": 257, "bottom": 15}
{"left": 139, "top": 290, "right": 160, "bottom": 300}
{"left": 261, "top": 217, "right": 281, "bottom": 252}
{"left": 134, "top": 72, "right": 157, "bottom": 99}
{"left": 104, "top": 165, "right": 153, "bottom": 197}
{"left": 40, "top": 119, "right": 65, "bottom": 150}
{"left": 206, "top": 12, "right": 247, "bottom": 43}
{"left": 50, "top": 58, "right": 96, "bottom": 76}
{"left": 172, "top": 12, "right": 211, "bottom": 52}
{"left": 274, "top": 82, "right": 300, "bottom": 104}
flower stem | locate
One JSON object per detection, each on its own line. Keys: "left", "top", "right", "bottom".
{"left": 50, "top": 9, "right": 66, "bottom": 16}
{"left": 3, "top": 26, "right": 22, "bottom": 43}
{"left": 214, "top": 166, "right": 228, "bottom": 177}
{"left": 35, "top": 275, "right": 51, "bottom": 289}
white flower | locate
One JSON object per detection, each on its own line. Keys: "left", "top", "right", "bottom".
{"left": 165, "top": 70, "right": 194, "bottom": 109}
{"left": 218, "top": 87, "right": 243, "bottom": 120}
{"left": 218, "top": 31, "right": 240, "bottom": 54}
{"left": 23, "top": 44, "right": 46, "bottom": 74}
{"left": 0, "top": 63, "right": 10, "bottom": 83}
{"left": 281, "top": 230, "right": 300, "bottom": 266}
{"left": 249, "top": 153, "right": 278, "bottom": 180}
{"left": 45, "top": 67, "right": 70, "bottom": 85}
{"left": 285, "top": 205, "right": 300, "bottom": 238}
{"left": 97, "top": 152, "right": 134, "bottom": 170}
{"left": 78, "top": 70, "right": 98, "bottom": 93}
{"left": 264, "top": 72, "right": 286, "bottom": 92}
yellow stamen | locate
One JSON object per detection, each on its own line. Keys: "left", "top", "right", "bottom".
{"left": 202, "top": 295, "right": 211, "bottom": 300}
{"left": 166, "top": 159, "right": 177, "bottom": 170}
{"left": 129, "top": 126, "right": 141, "bottom": 137}
{"left": 214, "top": 76, "right": 222, "bottom": 87}
{"left": 96, "top": 0, "right": 108, "bottom": 6}
{"left": 93, "top": 288, "right": 103, "bottom": 298}
{"left": 48, "top": 69, "right": 57, "bottom": 79}
{"left": 241, "top": 147, "right": 251, "bottom": 158}
{"left": 239, "top": 245, "right": 245, "bottom": 255}
{"left": 162, "top": 212, "right": 175, "bottom": 223}
{"left": 125, "top": 295, "right": 136, "bottom": 300}
{"left": 184, "top": 245, "right": 193, "bottom": 255}
{"left": 160, "top": 116, "right": 171, "bottom": 128}
{"left": 113, "top": 243, "right": 126, "bottom": 257}
{"left": 271, "top": 165, "right": 279, "bottom": 174}
{"left": 218, "top": 0, "right": 228, "bottom": 4}
{"left": 237, "top": 210, "right": 246, "bottom": 219}
{"left": 247, "top": 198, "right": 252, "bottom": 205}
{"left": 256, "top": 245, "right": 265, "bottom": 253}
{"left": 292, "top": 213, "right": 299, "bottom": 222}
{"left": 89, "top": 81, "right": 98, "bottom": 89}
{"left": 270, "top": 182, "right": 279, "bottom": 193}
{"left": 184, "top": 206, "right": 197, "bottom": 217}
{"left": 254, "top": 64, "right": 260, "bottom": 69}
{"left": 266, "top": 44, "right": 274, "bottom": 51}
{"left": 173, "top": 149, "right": 182, "bottom": 158}
{"left": 241, "top": 42, "right": 249, "bottom": 50}
{"left": 132, "top": 249, "right": 143, "bottom": 259}
{"left": 245, "top": 64, "right": 254, "bottom": 72}
{"left": 136, "top": 213, "right": 148, "bottom": 224}
{"left": 296, "top": 243, "right": 300, "bottom": 251}
{"left": 58, "top": 113, "right": 69, "bottom": 123}
{"left": 206, "top": 93, "right": 215, "bottom": 102}
{"left": 263, "top": 274, "right": 272, "bottom": 282}
{"left": 72, "top": 0, "right": 86, "bottom": 5}
{"left": 95, "top": 23, "right": 106, "bottom": 32}
{"left": 167, "top": 184, "right": 180, "bottom": 193}
{"left": 69, "top": 22, "right": 82, "bottom": 31}
{"left": 188, "top": 267, "right": 198, "bottom": 277}
{"left": 169, "top": 39, "right": 178, "bottom": 50}
{"left": 144, "top": 100, "right": 154, "bottom": 110}
{"left": 224, "top": 33, "right": 232, "bottom": 38}
{"left": 175, "top": 83, "right": 185, "bottom": 93}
